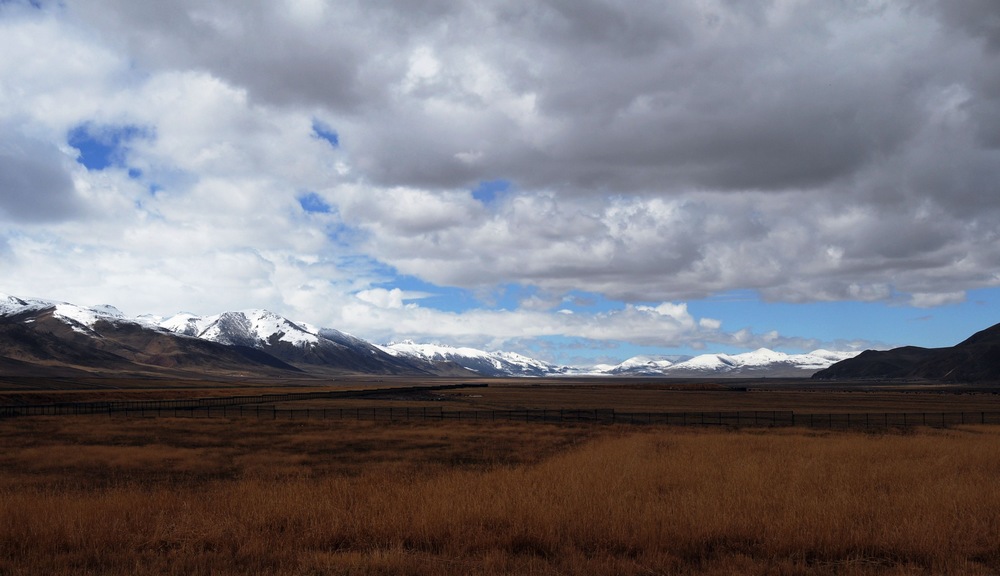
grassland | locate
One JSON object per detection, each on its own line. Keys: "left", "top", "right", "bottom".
{"left": 3, "top": 396, "right": 1000, "bottom": 575}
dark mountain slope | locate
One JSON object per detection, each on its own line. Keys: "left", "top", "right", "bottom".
{"left": 0, "top": 304, "right": 472, "bottom": 379}
{"left": 165, "top": 310, "right": 469, "bottom": 376}
{"left": 0, "top": 307, "right": 301, "bottom": 378}
{"left": 813, "top": 322, "right": 1000, "bottom": 382}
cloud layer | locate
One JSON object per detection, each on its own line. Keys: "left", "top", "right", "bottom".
{"left": 1, "top": 0, "right": 998, "bottom": 362}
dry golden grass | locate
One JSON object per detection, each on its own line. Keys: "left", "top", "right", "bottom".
{"left": 1, "top": 416, "right": 1000, "bottom": 575}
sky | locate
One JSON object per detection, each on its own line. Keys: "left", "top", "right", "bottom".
{"left": 1, "top": 0, "right": 999, "bottom": 366}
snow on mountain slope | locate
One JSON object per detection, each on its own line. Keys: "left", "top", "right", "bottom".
{"left": 733, "top": 348, "right": 789, "bottom": 366}
{"left": 156, "top": 310, "right": 435, "bottom": 373}
{"left": 168, "top": 310, "right": 322, "bottom": 348}
{"left": 318, "top": 327, "right": 384, "bottom": 356}
{"left": 658, "top": 348, "right": 861, "bottom": 376}
{"left": 51, "top": 303, "right": 128, "bottom": 333}
{"left": 800, "top": 349, "right": 860, "bottom": 363}
{"left": 160, "top": 310, "right": 320, "bottom": 350}
{"left": 0, "top": 294, "right": 147, "bottom": 336}
{"left": 0, "top": 294, "right": 42, "bottom": 316}
{"left": 669, "top": 353, "right": 738, "bottom": 372}
{"left": 380, "top": 341, "right": 561, "bottom": 377}
{"left": 158, "top": 312, "right": 206, "bottom": 337}
{"left": 607, "top": 355, "right": 676, "bottom": 375}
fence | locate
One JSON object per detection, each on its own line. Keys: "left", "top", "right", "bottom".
{"left": 0, "top": 383, "right": 484, "bottom": 418}
{"left": 3, "top": 400, "right": 1000, "bottom": 430}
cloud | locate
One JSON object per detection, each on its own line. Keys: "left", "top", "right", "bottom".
{"left": 329, "top": 188, "right": 1000, "bottom": 306}
{"left": 68, "top": 0, "right": 993, "bottom": 198}
{"left": 0, "top": 0, "right": 998, "bottom": 363}
{"left": 910, "top": 291, "right": 967, "bottom": 308}
{"left": 0, "top": 130, "right": 82, "bottom": 221}
{"left": 331, "top": 296, "right": 864, "bottom": 362}
{"left": 356, "top": 288, "right": 409, "bottom": 310}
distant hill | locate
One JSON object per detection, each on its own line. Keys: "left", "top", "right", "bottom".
{"left": 813, "top": 322, "right": 1000, "bottom": 382}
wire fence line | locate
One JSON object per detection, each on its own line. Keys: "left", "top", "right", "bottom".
{"left": 3, "top": 401, "right": 1000, "bottom": 430}
{"left": 0, "top": 383, "right": 485, "bottom": 418}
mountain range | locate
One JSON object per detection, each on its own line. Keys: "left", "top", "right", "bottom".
{"left": 1, "top": 293, "right": 860, "bottom": 379}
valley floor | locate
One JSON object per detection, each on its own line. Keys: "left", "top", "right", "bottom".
{"left": 2, "top": 382, "right": 1000, "bottom": 575}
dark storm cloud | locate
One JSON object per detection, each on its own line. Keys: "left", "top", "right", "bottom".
{"left": 69, "top": 1, "right": 997, "bottom": 196}
{"left": 929, "top": 0, "right": 1000, "bottom": 51}
{"left": 0, "top": 131, "right": 82, "bottom": 222}
{"left": 70, "top": 0, "right": 395, "bottom": 112}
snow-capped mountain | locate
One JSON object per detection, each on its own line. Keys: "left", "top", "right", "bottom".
{"left": 0, "top": 294, "right": 457, "bottom": 376}
{"left": 605, "top": 355, "right": 677, "bottom": 375}
{"left": 612, "top": 348, "right": 861, "bottom": 377}
{"left": 0, "top": 294, "right": 303, "bottom": 377}
{"left": 1, "top": 293, "right": 860, "bottom": 379}
{"left": 379, "top": 341, "right": 566, "bottom": 377}
{"left": 1, "top": 294, "right": 144, "bottom": 337}
{"left": 1, "top": 294, "right": 48, "bottom": 317}
{"left": 156, "top": 310, "right": 442, "bottom": 375}
{"left": 160, "top": 309, "right": 321, "bottom": 348}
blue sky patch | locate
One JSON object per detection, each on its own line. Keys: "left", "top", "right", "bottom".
{"left": 311, "top": 120, "right": 339, "bottom": 148}
{"left": 68, "top": 123, "right": 150, "bottom": 171}
{"left": 685, "top": 288, "right": 1000, "bottom": 351}
{"left": 472, "top": 179, "right": 511, "bottom": 204}
{"left": 298, "top": 191, "right": 331, "bottom": 213}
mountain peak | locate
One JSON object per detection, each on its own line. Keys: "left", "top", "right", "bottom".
{"left": 957, "top": 322, "right": 1000, "bottom": 347}
{"left": 816, "top": 321, "right": 1000, "bottom": 382}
